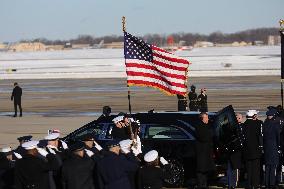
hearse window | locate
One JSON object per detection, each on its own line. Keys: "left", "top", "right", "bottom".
{"left": 146, "top": 125, "right": 188, "bottom": 139}
{"left": 73, "top": 123, "right": 103, "bottom": 140}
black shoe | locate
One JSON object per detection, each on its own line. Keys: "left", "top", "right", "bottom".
{"left": 13, "top": 115, "right": 17, "bottom": 117}
{"left": 20, "top": 114, "right": 22, "bottom": 117}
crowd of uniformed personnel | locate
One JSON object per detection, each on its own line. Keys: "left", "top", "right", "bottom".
{"left": 0, "top": 113, "right": 171, "bottom": 189}
{"left": 1, "top": 105, "right": 284, "bottom": 189}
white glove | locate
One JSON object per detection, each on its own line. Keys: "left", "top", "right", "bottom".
{"left": 85, "top": 149, "right": 94, "bottom": 157}
{"left": 94, "top": 141, "right": 103, "bottom": 151}
{"left": 37, "top": 148, "right": 48, "bottom": 157}
{"left": 47, "top": 147, "right": 56, "bottom": 155}
{"left": 13, "top": 152, "right": 22, "bottom": 159}
{"left": 61, "top": 140, "right": 68, "bottom": 149}
{"left": 121, "top": 147, "right": 130, "bottom": 154}
{"left": 160, "top": 157, "right": 168, "bottom": 165}
{"left": 131, "top": 146, "right": 140, "bottom": 156}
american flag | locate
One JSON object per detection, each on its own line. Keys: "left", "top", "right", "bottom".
{"left": 124, "top": 32, "right": 191, "bottom": 95}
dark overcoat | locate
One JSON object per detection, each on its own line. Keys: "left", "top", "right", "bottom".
{"left": 62, "top": 154, "right": 95, "bottom": 189}
{"left": 263, "top": 118, "right": 281, "bottom": 165}
{"left": 243, "top": 119, "right": 262, "bottom": 160}
{"left": 97, "top": 151, "right": 139, "bottom": 189}
{"left": 14, "top": 153, "right": 60, "bottom": 189}
{"left": 195, "top": 121, "right": 215, "bottom": 172}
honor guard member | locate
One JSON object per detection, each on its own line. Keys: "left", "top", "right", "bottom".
{"left": 11, "top": 82, "right": 23, "bottom": 117}
{"left": 62, "top": 141, "right": 95, "bottom": 189}
{"left": 44, "top": 132, "right": 66, "bottom": 189}
{"left": 14, "top": 135, "right": 32, "bottom": 157}
{"left": 195, "top": 112, "right": 215, "bottom": 188}
{"left": 263, "top": 109, "right": 281, "bottom": 188}
{"left": 14, "top": 140, "right": 60, "bottom": 189}
{"left": 177, "top": 94, "right": 187, "bottom": 111}
{"left": 138, "top": 150, "right": 171, "bottom": 189}
{"left": 227, "top": 113, "right": 244, "bottom": 188}
{"left": 188, "top": 85, "right": 198, "bottom": 111}
{"left": 111, "top": 116, "right": 129, "bottom": 141}
{"left": 48, "top": 129, "right": 68, "bottom": 151}
{"left": 97, "top": 140, "right": 139, "bottom": 189}
{"left": 0, "top": 147, "right": 16, "bottom": 188}
{"left": 80, "top": 133, "right": 103, "bottom": 160}
{"left": 243, "top": 110, "right": 263, "bottom": 189}
{"left": 198, "top": 88, "right": 208, "bottom": 112}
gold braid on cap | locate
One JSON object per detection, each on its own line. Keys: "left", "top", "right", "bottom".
{"left": 280, "top": 19, "right": 284, "bottom": 31}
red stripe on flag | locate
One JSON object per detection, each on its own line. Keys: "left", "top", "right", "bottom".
{"left": 125, "top": 62, "right": 186, "bottom": 80}
{"left": 153, "top": 52, "right": 189, "bottom": 65}
{"left": 126, "top": 71, "right": 187, "bottom": 88}
{"left": 152, "top": 59, "right": 187, "bottom": 71}
{"left": 127, "top": 80, "right": 186, "bottom": 95}
{"left": 152, "top": 46, "right": 172, "bottom": 54}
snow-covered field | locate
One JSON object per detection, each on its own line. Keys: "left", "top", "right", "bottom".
{"left": 0, "top": 46, "right": 280, "bottom": 79}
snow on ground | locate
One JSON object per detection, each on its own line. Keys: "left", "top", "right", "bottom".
{"left": 0, "top": 46, "right": 280, "bottom": 79}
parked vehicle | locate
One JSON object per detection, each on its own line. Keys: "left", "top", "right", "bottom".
{"left": 63, "top": 105, "right": 241, "bottom": 187}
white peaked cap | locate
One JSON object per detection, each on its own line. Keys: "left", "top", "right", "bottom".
{"left": 44, "top": 133, "right": 60, "bottom": 140}
{"left": 112, "top": 116, "right": 124, "bottom": 124}
{"left": 247, "top": 110, "right": 259, "bottom": 117}
{"left": 119, "top": 139, "right": 132, "bottom": 149}
{"left": 1, "top": 147, "right": 12, "bottom": 153}
{"left": 144, "top": 150, "right": 158, "bottom": 163}
{"left": 22, "top": 140, "right": 39, "bottom": 150}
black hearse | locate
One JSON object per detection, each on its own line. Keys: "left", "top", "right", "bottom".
{"left": 63, "top": 105, "right": 241, "bottom": 187}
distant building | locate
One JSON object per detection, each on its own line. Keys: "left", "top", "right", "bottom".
{"left": 45, "top": 45, "right": 65, "bottom": 51}
{"left": 8, "top": 42, "right": 46, "bottom": 52}
{"left": 268, "top": 35, "right": 281, "bottom": 46}
{"left": 194, "top": 41, "right": 214, "bottom": 48}
{"left": 103, "top": 42, "right": 124, "bottom": 49}
{"left": 253, "top": 41, "right": 264, "bottom": 46}
{"left": 72, "top": 44, "right": 90, "bottom": 49}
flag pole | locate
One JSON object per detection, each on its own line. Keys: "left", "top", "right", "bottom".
{"left": 280, "top": 19, "right": 284, "bottom": 108}
{"left": 122, "top": 16, "right": 132, "bottom": 114}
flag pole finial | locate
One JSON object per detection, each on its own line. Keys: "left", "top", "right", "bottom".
{"left": 280, "top": 19, "right": 284, "bottom": 31}
{"left": 122, "top": 16, "right": 126, "bottom": 32}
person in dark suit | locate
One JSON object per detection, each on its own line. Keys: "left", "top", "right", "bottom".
{"left": 97, "top": 140, "right": 139, "bottom": 189}
{"left": 177, "top": 94, "right": 187, "bottom": 111}
{"left": 188, "top": 85, "right": 198, "bottom": 111}
{"left": 198, "top": 88, "right": 208, "bottom": 112}
{"left": 61, "top": 141, "right": 95, "bottom": 189}
{"left": 14, "top": 140, "right": 60, "bottom": 189}
{"left": 11, "top": 82, "right": 22, "bottom": 117}
{"left": 195, "top": 112, "right": 215, "bottom": 188}
{"left": 263, "top": 109, "right": 281, "bottom": 188}
{"left": 243, "top": 110, "right": 263, "bottom": 189}
{"left": 97, "top": 106, "right": 112, "bottom": 123}
{"left": 137, "top": 150, "right": 171, "bottom": 189}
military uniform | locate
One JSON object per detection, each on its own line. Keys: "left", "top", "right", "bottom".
{"left": 263, "top": 111, "right": 281, "bottom": 188}
{"left": 11, "top": 84, "right": 22, "bottom": 117}
{"left": 243, "top": 118, "right": 262, "bottom": 188}
{"left": 15, "top": 153, "right": 60, "bottom": 189}
{"left": 177, "top": 94, "right": 187, "bottom": 111}
{"left": 62, "top": 153, "right": 95, "bottom": 189}
{"left": 0, "top": 152, "right": 15, "bottom": 189}
{"left": 195, "top": 121, "right": 215, "bottom": 188}
{"left": 97, "top": 151, "right": 139, "bottom": 189}
{"left": 188, "top": 91, "right": 198, "bottom": 111}
{"left": 111, "top": 126, "right": 130, "bottom": 141}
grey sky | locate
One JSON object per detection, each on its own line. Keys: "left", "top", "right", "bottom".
{"left": 0, "top": 0, "right": 283, "bottom": 42}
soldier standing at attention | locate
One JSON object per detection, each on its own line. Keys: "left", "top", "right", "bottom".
{"left": 177, "top": 94, "right": 187, "bottom": 111}
{"left": 243, "top": 110, "right": 263, "bottom": 189}
{"left": 11, "top": 82, "right": 22, "bottom": 117}
{"left": 188, "top": 85, "right": 198, "bottom": 111}
{"left": 263, "top": 109, "right": 281, "bottom": 188}
{"left": 198, "top": 88, "right": 208, "bottom": 112}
